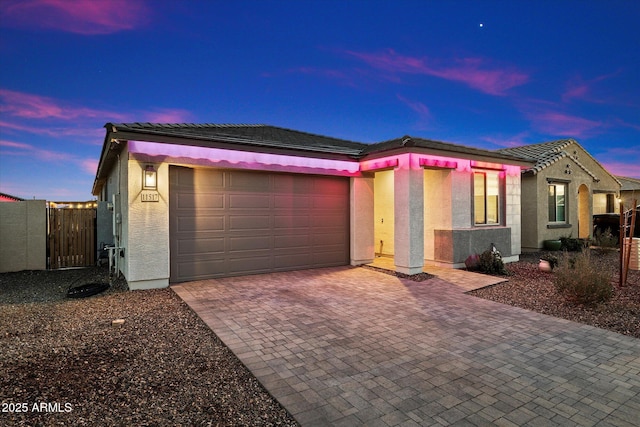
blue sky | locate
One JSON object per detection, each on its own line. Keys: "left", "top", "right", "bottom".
{"left": 1, "top": 0, "right": 638, "bottom": 200}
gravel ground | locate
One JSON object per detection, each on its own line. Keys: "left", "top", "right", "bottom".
{"left": 470, "top": 249, "right": 640, "bottom": 339}
{"left": 2, "top": 250, "right": 638, "bottom": 425}
{"left": 0, "top": 267, "right": 298, "bottom": 427}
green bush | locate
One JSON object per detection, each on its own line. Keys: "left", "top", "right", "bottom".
{"left": 554, "top": 250, "right": 613, "bottom": 305}
{"left": 478, "top": 249, "right": 506, "bottom": 275}
{"left": 560, "top": 235, "right": 582, "bottom": 252}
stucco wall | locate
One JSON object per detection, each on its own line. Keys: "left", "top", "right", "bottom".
{"left": 0, "top": 200, "right": 46, "bottom": 272}
{"left": 505, "top": 172, "right": 522, "bottom": 256}
{"left": 125, "top": 158, "right": 170, "bottom": 289}
{"left": 350, "top": 175, "right": 375, "bottom": 265}
{"left": 424, "top": 168, "right": 452, "bottom": 261}
{"left": 374, "top": 169, "right": 394, "bottom": 256}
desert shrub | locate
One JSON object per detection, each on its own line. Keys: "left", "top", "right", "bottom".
{"left": 554, "top": 250, "right": 613, "bottom": 305}
{"left": 594, "top": 227, "right": 618, "bottom": 248}
{"left": 478, "top": 248, "right": 506, "bottom": 275}
{"left": 560, "top": 235, "right": 582, "bottom": 252}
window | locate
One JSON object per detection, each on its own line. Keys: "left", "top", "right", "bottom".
{"left": 548, "top": 183, "right": 566, "bottom": 222}
{"left": 474, "top": 172, "right": 499, "bottom": 225}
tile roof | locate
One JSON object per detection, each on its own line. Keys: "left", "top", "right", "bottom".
{"left": 617, "top": 176, "right": 640, "bottom": 191}
{"left": 364, "top": 135, "right": 531, "bottom": 163}
{"left": 497, "top": 138, "right": 601, "bottom": 181}
{"left": 109, "top": 123, "right": 368, "bottom": 156}
{"left": 109, "top": 123, "right": 531, "bottom": 164}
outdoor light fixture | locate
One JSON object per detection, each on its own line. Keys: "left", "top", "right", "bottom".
{"left": 143, "top": 165, "right": 157, "bottom": 190}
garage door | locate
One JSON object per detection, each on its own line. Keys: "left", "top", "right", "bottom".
{"left": 169, "top": 166, "right": 350, "bottom": 282}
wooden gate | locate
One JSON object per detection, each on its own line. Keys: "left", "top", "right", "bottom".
{"left": 48, "top": 208, "right": 96, "bottom": 269}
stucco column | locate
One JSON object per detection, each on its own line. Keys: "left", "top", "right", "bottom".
{"left": 350, "top": 175, "right": 375, "bottom": 265}
{"left": 394, "top": 156, "right": 424, "bottom": 275}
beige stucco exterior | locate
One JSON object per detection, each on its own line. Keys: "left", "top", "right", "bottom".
{"left": 520, "top": 141, "right": 620, "bottom": 250}
{"left": 93, "top": 125, "right": 530, "bottom": 289}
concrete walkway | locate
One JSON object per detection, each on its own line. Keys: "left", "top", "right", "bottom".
{"left": 366, "top": 256, "right": 507, "bottom": 292}
{"left": 173, "top": 266, "right": 640, "bottom": 426}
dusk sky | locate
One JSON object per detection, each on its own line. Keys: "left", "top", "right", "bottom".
{"left": 1, "top": 0, "right": 638, "bottom": 201}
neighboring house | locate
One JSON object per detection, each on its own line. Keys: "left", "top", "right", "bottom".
{"left": 498, "top": 139, "right": 621, "bottom": 251}
{"left": 617, "top": 176, "right": 640, "bottom": 209}
{"left": 0, "top": 192, "right": 24, "bottom": 202}
{"left": 92, "top": 123, "right": 532, "bottom": 289}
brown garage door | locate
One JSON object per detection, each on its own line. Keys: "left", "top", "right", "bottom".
{"left": 169, "top": 166, "right": 350, "bottom": 282}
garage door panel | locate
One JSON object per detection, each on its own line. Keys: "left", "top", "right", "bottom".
{"left": 274, "top": 195, "right": 311, "bottom": 208}
{"left": 177, "top": 258, "right": 226, "bottom": 280}
{"left": 312, "top": 233, "right": 347, "bottom": 246}
{"left": 229, "top": 236, "right": 271, "bottom": 251}
{"left": 229, "top": 215, "right": 271, "bottom": 230}
{"left": 170, "top": 166, "right": 349, "bottom": 282}
{"left": 312, "top": 178, "right": 348, "bottom": 195}
{"left": 228, "top": 171, "right": 271, "bottom": 190}
{"left": 229, "top": 194, "right": 270, "bottom": 209}
{"left": 175, "top": 193, "right": 224, "bottom": 209}
{"left": 177, "top": 237, "right": 225, "bottom": 255}
{"left": 311, "top": 214, "right": 348, "bottom": 228}
{"left": 274, "top": 234, "right": 310, "bottom": 248}
{"left": 176, "top": 215, "right": 224, "bottom": 232}
{"left": 274, "top": 215, "right": 310, "bottom": 228}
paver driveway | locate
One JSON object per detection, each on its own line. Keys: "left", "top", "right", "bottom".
{"left": 172, "top": 266, "right": 640, "bottom": 426}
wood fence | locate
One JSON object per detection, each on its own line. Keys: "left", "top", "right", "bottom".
{"left": 48, "top": 208, "right": 96, "bottom": 269}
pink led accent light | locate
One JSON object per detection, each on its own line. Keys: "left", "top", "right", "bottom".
{"left": 419, "top": 157, "right": 458, "bottom": 169}
{"left": 470, "top": 160, "right": 504, "bottom": 170}
{"left": 127, "top": 141, "right": 361, "bottom": 174}
{"left": 359, "top": 158, "right": 399, "bottom": 171}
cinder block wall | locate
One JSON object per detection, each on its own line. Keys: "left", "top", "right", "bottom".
{"left": 0, "top": 200, "right": 46, "bottom": 272}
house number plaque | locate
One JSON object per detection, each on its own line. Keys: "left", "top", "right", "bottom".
{"left": 141, "top": 191, "right": 159, "bottom": 202}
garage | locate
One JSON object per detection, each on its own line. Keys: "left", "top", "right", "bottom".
{"left": 169, "top": 166, "right": 350, "bottom": 282}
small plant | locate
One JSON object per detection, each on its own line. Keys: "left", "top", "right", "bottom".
{"left": 478, "top": 244, "right": 506, "bottom": 275}
{"left": 554, "top": 250, "right": 613, "bottom": 305}
{"left": 560, "top": 235, "right": 582, "bottom": 252}
{"left": 594, "top": 227, "right": 618, "bottom": 248}
{"left": 540, "top": 253, "right": 559, "bottom": 269}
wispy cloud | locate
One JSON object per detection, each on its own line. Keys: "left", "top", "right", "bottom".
{"left": 345, "top": 49, "right": 529, "bottom": 96}
{"left": 0, "top": 89, "right": 129, "bottom": 121}
{"left": 526, "top": 111, "right": 604, "bottom": 138}
{"left": 481, "top": 131, "right": 533, "bottom": 148}
{"left": 0, "top": 89, "right": 196, "bottom": 144}
{"left": 0, "top": 0, "right": 149, "bottom": 35}
{"left": 0, "top": 139, "right": 97, "bottom": 174}
{"left": 143, "top": 108, "right": 196, "bottom": 123}
{"left": 600, "top": 160, "right": 640, "bottom": 179}
{"left": 396, "top": 94, "right": 433, "bottom": 129}
{"left": 562, "top": 71, "right": 622, "bottom": 104}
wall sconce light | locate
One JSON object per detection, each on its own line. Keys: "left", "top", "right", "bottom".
{"left": 143, "top": 165, "right": 157, "bottom": 190}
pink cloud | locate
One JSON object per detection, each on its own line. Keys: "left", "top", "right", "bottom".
{"left": 0, "top": 89, "right": 129, "bottom": 121}
{"left": 143, "top": 109, "right": 196, "bottom": 123}
{"left": 481, "top": 131, "right": 532, "bottom": 148}
{"left": 525, "top": 111, "right": 603, "bottom": 138}
{"left": 601, "top": 161, "right": 640, "bottom": 179}
{"left": 346, "top": 49, "right": 529, "bottom": 95}
{"left": 80, "top": 158, "right": 98, "bottom": 175}
{"left": 0, "top": 139, "right": 96, "bottom": 173}
{"left": 562, "top": 71, "right": 622, "bottom": 104}
{"left": 0, "top": 0, "right": 149, "bottom": 35}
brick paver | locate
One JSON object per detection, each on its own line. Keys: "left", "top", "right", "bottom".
{"left": 172, "top": 266, "right": 640, "bottom": 426}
